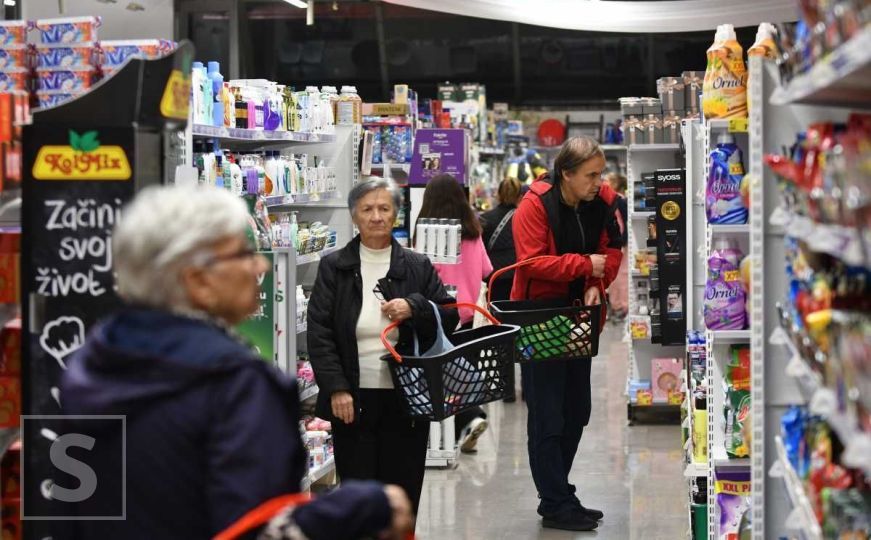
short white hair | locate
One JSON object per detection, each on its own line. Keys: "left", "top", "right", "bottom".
{"left": 113, "top": 184, "right": 250, "bottom": 310}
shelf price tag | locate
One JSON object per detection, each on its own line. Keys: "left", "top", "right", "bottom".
{"left": 637, "top": 390, "right": 653, "bottom": 406}
{"left": 728, "top": 118, "right": 749, "bottom": 133}
{"left": 668, "top": 390, "right": 684, "bottom": 405}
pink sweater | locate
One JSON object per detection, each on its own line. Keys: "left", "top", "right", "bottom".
{"left": 433, "top": 236, "right": 493, "bottom": 325}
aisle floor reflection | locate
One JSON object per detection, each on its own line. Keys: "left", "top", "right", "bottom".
{"left": 416, "top": 325, "right": 688, "bottom": 539}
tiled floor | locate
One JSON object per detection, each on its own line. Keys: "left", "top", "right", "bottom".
{"left": 416, "top": 324, "right": 688, "bottom": 539}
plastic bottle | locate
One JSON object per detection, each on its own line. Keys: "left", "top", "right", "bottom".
{"left": 748, "top": 22, "right": 778, "bottom": 59}
{"left": 702, "top": 24, "right": 747, "bottom": 120}
{"left": 207, "top": 61, "right": 224, "bottom": 127}
{"left": 289, "top": 212, "right": 299, "bottom": 251}
{"left": 337, "top": 85, "right": 362, "bottom": 125}
{"left": 435, "top": 218, "right": 449, "bottom": 262}
{"left": 447, "top": 219, "right": 460, "bottom": 262}
{"left": 191, "top": 61, "right": 204, "bottom": 124}
{"left": 321, "top": 85, "right": 339, "bottom": 132}
{"left": 263, "top": 151, "right": 278, "bottom": 196}
{"left": 214, "top": 155, "right": 225, "bottom": 189}
{"left": 425, "top": 218, "right": 438, "bottom": 258}
{"left": 706, "top": 133, "right": 748, "bottom": 224}
{"left": 415, "top": 219, "right": 428, "bottom": 253}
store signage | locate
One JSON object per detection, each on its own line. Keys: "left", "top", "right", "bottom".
{"left": 237, "top": 251, "right": 276, "bottom": 363}
{"left": 655, "top": 168, "right": 687, "bottom": 346}
{"left": 366, "top": 103, "right": 409, "bottom": 116}
{"left": 409, "top": 128, "right": 468, "bottom": 185}
{"left": 33, "top": 130, "right": 131, "bottom": 181}
{"left": 160, "top": 69, "right": 192, "bottom": 120}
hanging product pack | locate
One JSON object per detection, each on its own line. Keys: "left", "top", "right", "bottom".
{"left": 380, "top": 301, "right": 520, "bottom": 421}
{"left": 487, "top": 256, "right": 602, "bottom": 361}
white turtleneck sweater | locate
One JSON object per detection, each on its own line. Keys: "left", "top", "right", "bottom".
{"left": 356, "top": 243, "right": 396, "bottom": 389}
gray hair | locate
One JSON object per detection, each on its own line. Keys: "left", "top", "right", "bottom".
{"left": 347, "top": 177, "right": 403, "bottom": 216}
{"left": 113, "top": 184, "right": 250, "bottom": 310}
{"left": 553, "top": 136, "right": 605, "bottom": 183}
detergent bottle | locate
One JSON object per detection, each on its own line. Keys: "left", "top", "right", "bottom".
{"left": 702, "top": 24, "right": 747, "bottom": 119}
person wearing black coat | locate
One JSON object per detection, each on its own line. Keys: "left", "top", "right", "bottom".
{"left": 480, "top": 177, "right": 524, "bottom": 401}
{"left": 307, "top": 178, "right": 459, "bottom": 520}
{"left": 59, "top": 185, "right": 412, "bottom": 540}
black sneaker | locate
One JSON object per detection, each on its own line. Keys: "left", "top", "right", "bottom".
{"left": 541, "top": 508, "right": 599, "bottom": 532}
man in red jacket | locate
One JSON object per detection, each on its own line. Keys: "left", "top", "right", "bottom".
{"left": 511, "top": 136, "right": 623, "bottom": 532}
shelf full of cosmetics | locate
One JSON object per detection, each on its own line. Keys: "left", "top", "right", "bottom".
{"left": 0, "top": 17, "right": 176, "bottom": 108}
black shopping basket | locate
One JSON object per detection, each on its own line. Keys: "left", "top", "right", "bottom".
{"left": 380, "top": 302, "right": 520, "bottom": 422}
{"left": 487, "top": 256, "right": 602, "bottom": 362}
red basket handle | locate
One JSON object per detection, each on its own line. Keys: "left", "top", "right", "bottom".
{"left": 379, "top": 302, "right": 500, "bottom": 363}
{"left": 213, "top": 493, "right": 312, "bottom": 540}
{"left": 487, "top": 255, "right": 566, "bottom": 304}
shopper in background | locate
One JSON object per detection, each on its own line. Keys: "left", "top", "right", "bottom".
{"left": 512, "top": 136, "right": 624, "bottom": 532}
{"left": 481, "top": 176, "right": 523, "bottom": 402}
{"left": 60, "top": 185, "right": 412, "bottom": 540}
{"left": 307, "top": 178, "right": 458, "bottom": 518}
{"left": 604, "top": 172, "right": 629, "bottom": 321}
{"left": 417, "top": 173, "right": 493, "bottom": 452}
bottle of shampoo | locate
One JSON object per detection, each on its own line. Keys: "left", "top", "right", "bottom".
{"left": 702, "top": 24, "right": 747, "bottom": 119}
{"left": 207, "top": 61, "right": 223, "bottom": 128}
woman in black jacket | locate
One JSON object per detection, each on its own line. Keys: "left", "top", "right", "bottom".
{"left": 307, "top": 178, "right": 459, "bottom": 519}
{"left": 480, "top": 177, "right": 524, "bottom": 401}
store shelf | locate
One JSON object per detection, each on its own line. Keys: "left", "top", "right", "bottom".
{"left": 628, "top": 143, "right": 681, "bottom": 152}
{"left": 684, "top": 460, "right": 709, "bottom": 477}
{"left": 477, "top": 147, "right": 506, "bottom": 156}
{"left": 601, "top": 144, "right": 628, "bottom": 151}
{"left": 299, "top": 385, "right": 319, "bottom": 402}
{"left": 192, "top": 124, "right": 336, "bottom": 145}
{"left": 770, "top": 28, "right": 871, "bottom": 108}
{"left": 296, "top": 322, "right": 307, "bottom": 334}
{"left": 631, "top": 211, "right": 655, "bottom": 220}
{"left": 265, "top": 192, "right": 344, "bottom": 209}
{"left": 712, "top": 447, "right": 751, "bottom": 469}
{"left": 369, "top": 163, "right": 411, "bottom": 174}
{"left": 770, "top": 209, "right": 868, "bottom": 268}
{"left": 708, "top": 330, "right": 751, "bottom": 344}
{"left": 709, "top": 223, "right": 750, "bottom": 235}
{"left": 771, "top": 435, "right": 823, "bottom": 540}
{"left": 301, "top": 455, "right": 335, "bottom": 491}
{"left": 297, "top": 246, "right": 338, "bottom": 266}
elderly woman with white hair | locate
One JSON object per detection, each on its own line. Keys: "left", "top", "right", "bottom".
{"left": 60, "top": 185, "right": 413, "bottom": 540}
{"left": 307, "top": 178, "right": 458, "bottom": 520}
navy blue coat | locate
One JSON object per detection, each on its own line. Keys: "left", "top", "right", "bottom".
{"left": 59, "top": 308, "right": 390, "bottom": 540}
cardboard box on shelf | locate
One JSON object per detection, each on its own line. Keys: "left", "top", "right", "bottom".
{"left": 640, "top": 97, "right": 662, "bottom": 116}
{"left": 363, "top": 103, "right": 410, "bottom": 116}
{"left": 437, "top": 82, "right": 459, "bottom": 102}
{"left": 644, "top": 114, "right": 663, "bottom": 144}
{"left": 682, "top": 71, "right": 703, "bottom": 112}
{"left": 657, "top": 77, "right": 685, "bottom": 112}
{"left": 651, "top": 357, "right": 682, "bottom": 403}
{"left": 619, "top": 97, "right": 644, "bottom": 118}
{"left": 662, "top": 112, "right": 682, "bottom": 144}
{"left": 624, "top": 117, "right": 646, "bottom": 145}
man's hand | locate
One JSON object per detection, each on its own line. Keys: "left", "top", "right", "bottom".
{"left": 589, "top": 255, "right": 607, "bottom": 278}
{"left": 584, "top": 286, "right": 602, "bottom": 307}
{"left": 379, "top": 485, "right": 414, "bottom": 540}
{"left": 331, "top": 391, "right": 354, "bottom": 424}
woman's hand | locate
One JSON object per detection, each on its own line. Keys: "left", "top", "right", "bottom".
{"left": 381, "top": 299, "right": 412, "bottom": 322}
{"left": 589, "top": 254, "right": 607, "bottom": 278}
{"left": 331, "top": 391, "right": 355, "bottom": 424}
{"left": 584, "top": 286, "right": 602, "bottom": 307}
{"left": 379, "top": 485, "right": 414, "bottom": 540}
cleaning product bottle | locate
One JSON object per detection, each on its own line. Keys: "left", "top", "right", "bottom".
{"left": 706, "top": 133, "right": 748, "bottom": 224}
{"left": 748, "top": 22, "right": 778, "bottom": 59}
{"left": 337, "top": 86, "right": 356, "bottom": 126}
{"left": 263, "top": 151, "right": 277, "bottom": 196}
{"left": 207, "top": 61, "right": 224, "bottom": 128}
{"left": 289, "top": 212, "right": 299, "bottom": 252}
{"left": 704, "top": 237, "right": 747, "bottom": 330}
{"left": 702, "top": 24, "right": 747, "bottom": 120}
{"left": 191, "top": 61, "right": 204, "bottom": 124}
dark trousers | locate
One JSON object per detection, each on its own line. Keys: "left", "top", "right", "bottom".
{"left": 521, "top": 358, "right": 593, "bottom": 516}
{"left": 331, "top": 389, "right": 430, "bottom": 516}
{"left": 490, "top": 277, "right": 516, "bottom": 398}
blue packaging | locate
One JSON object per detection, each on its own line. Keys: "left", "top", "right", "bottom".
{"left": 36, "top": 91, "right": 76, "bottom": 109}
{"left": 35, "top": 43, "right": 96, "bottom": 68}
{"left": 36, "top": 67, "right": 94, "bottom": 92}
{"left": 706, "top": 133, "right": 748, "bottom": 224}
{"left": 780, "top": 406, "right": 806, "bottom": 474}
{"left": 35, "top": 16, "right": 100, "bottom": 44}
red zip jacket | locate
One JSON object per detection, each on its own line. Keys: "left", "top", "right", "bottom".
{"left": 510, "top": 175, "right": 623, "bottom": 324}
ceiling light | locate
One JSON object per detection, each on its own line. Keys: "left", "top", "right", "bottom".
{"left": 284, "top": 0, "right": 308, "bottom": 7}
{"left": 3, "top": 0, "right": 16, "bottom": 6}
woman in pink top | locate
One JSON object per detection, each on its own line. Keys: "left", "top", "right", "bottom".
{"left": 417, "top": 174, "right": 493, "bottom": 452}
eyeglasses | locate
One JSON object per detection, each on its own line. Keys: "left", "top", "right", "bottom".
{"left": 373, "top": 284, "right": 385, "bottom": 302}
{"left": 201, "top": 248, "right": 259, "bottom": 267}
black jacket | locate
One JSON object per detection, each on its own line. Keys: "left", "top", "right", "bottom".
{"left": 307, "top": 236, "right": 459, "bottom": 420}
{"left": 59, "top": 308, "right": 391, "bottom": 540}
{"left": 481, "top": 203, "right": 518, "bottom": 276}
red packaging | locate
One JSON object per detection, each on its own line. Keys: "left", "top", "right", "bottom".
{"left": 0, "top": 440, "right": 19, "bottom": 500}
{"left": 0, "top": 318, "right": 20, "bottom": 376}
{"left": 0, "top": 234, "right": 19, "bottom": 305}
{"left": 1, "top": 498, "right": 20, "bottom": 540}
{"left": 0, "top": 377, "right": 20, "bottom": 428}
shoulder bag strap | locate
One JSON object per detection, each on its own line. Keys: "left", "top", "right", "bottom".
{"left": 486, "top": 209, "right": 516, "bottom": 252}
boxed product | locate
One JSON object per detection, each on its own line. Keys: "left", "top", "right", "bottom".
{"left": 643, "top": 114, "right": 663, "bottom": 144}
{"left": 0, "top": 21, "right": 28, "bottom": 46}
{"left": 662, "top": 112, "right": 682, "bottom": 144}
{"left": 99, "top": 39, "right": 174, "bottom": 67}
{"left": 35, "top": 43, "right": 96, "bottom": 69}
{"left": 0, "top": 70, "right": 29, "bottom": 93}
{"left": 36, "top": 66, "right": 94, "bottom": 92}
{"left": 682, "top": 71, "right": 703, "bottom": 112}
{"left": 628, "top": 378, "right": 652, "bottom": 403}
{"left": 437, "top": 82, "right": 459, "bottom": 102}
{"left": 0, "top": 46, "right": 29, "bottom": 71}
{"left": 34, "top": 16, "right": 101, "bottom": 44}
{"left": 651, "top": 358, "right": 682, "bottom": 402}
{"left": 629, "top": 316, "right": 651, "bottom": 339}
{"left": 657, "top": 76, "right": 685, "bottom": 111}
{"left": 623, "top": 117, "right": 646, "bottom": 145}
{"left": 640, "top": 97, "right": 662, "bottom": 115}
{"left": 35, "top": 91, "right": 76, "bottom": 109}
{"left": 619, "top": 97, "right": 643, "bottom": 118}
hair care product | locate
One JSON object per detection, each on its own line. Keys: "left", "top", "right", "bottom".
{"left": 415, "top": 219, "right": 429, "bottom": 254}
{"left": 435, "top": 219, "right": 449, "bottom": 263}
{"left": 447, "top": 219, "right": 460, "bottom": 262}
{"left": 207, "top": 61, "right": 223, "bottom": 127}
{"left": 425, "top": 218, "right": 438, "bottom": 258}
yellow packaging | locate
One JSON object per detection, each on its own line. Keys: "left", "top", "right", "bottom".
{"left": 748, "top": 23, "right": 778, "bottom": 59}
{"left": 693, "top": 408, "right": 708, "bottom": 463}
{"left": 702, "top": 25, "right": 747, "bottom": 120}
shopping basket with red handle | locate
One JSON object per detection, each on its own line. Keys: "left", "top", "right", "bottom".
{"left": 380, "top": 302, "right": 520, "bottom": 422}
{"left": 487, "top": 256, "right": 602, "bottom": 362}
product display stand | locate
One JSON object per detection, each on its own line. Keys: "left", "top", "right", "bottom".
{"left": 626, "top": 143, "right": 685, "bottom": 424}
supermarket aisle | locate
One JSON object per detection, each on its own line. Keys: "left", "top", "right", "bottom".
{"left": 417, "top": 324, "right": 687, "bottom": 539}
